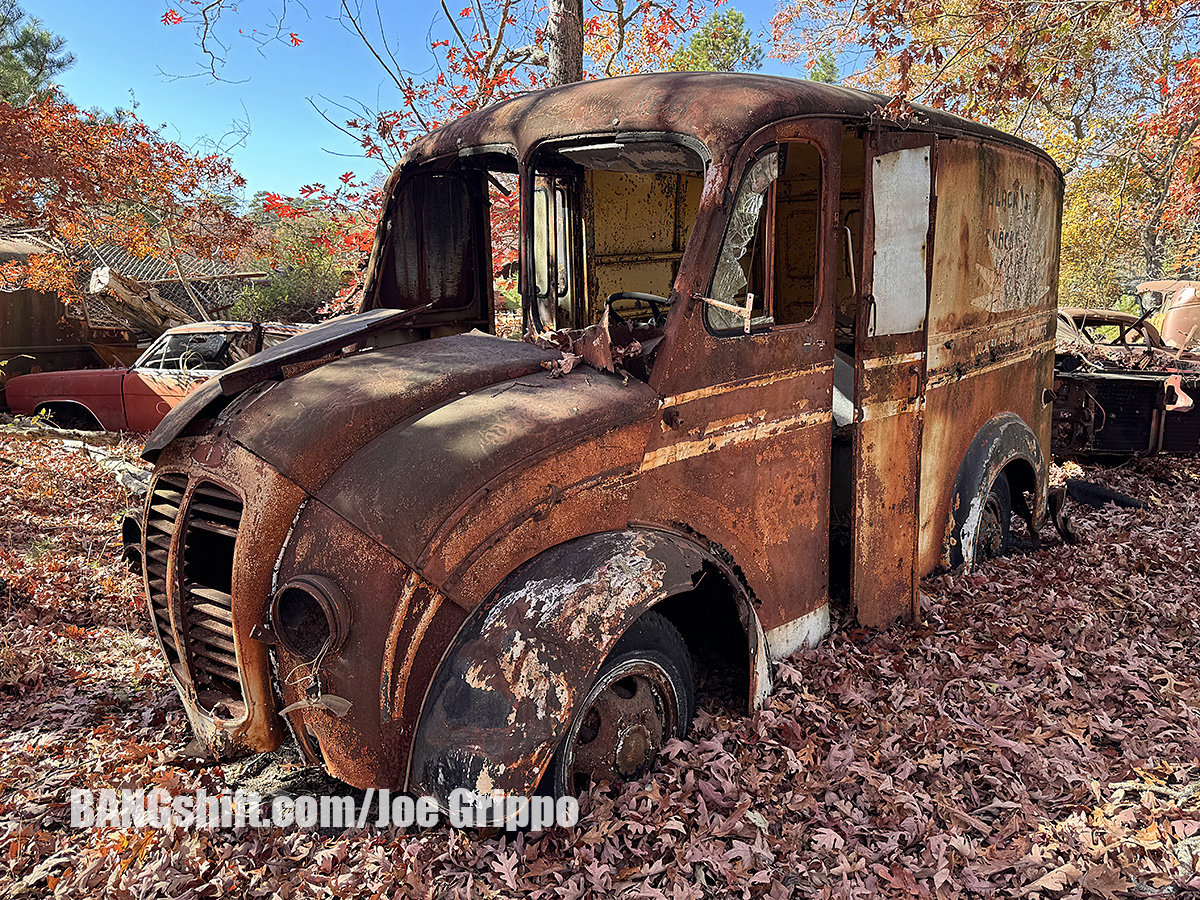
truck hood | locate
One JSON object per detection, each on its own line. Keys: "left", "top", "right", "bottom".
{"left": 310, "top": 357, "right": 659, "bottom": 568}
{"left": 223, "top": 331, "right": 566, "bottom": 493}
{"left": 164, "top": 325, "right": 659, "bottom": 567}
{"left": 144, "top": 308, "right": 412, "bottom": 461}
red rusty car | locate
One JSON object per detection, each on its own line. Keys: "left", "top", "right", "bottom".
{"left": 3, "top": 321, "right": 307, "bottom": 431}
{"left": 138, "top": 73, "right": 1063, "bottom": 820}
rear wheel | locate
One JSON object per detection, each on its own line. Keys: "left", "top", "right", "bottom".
{"left": 547, "top": 611, "right": 694, "bottom": 798}
{"left": 974, "top": 472, "right": 1012, "bottom": 563}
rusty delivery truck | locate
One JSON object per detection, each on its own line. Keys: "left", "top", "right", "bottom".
{"left": 137, "top": 73, "right": 1063, "bottom": 815}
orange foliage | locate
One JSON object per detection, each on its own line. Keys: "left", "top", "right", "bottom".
{"left": 0, "top": 93, "right": 256, "bottom": 303}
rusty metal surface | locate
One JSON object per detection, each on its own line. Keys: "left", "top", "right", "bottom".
{"left": 362, "top": 74, "right": 1057, "bottom": 316}
{"left": 143, "top": 308, "right": 415, "bottom": 461}
{"left": 408, "top": 530, "right": 712, "bottom": 809}
{"left": 944, "top": 413, "right": 1047, "bottom": 570}
{"left": 1053, "top": 303, "right": 1200, "bottom": 457}
{"left": 1161, "top": 288, "right": 1200, "bottom": 350}
{"left": 918, "top": 136, "right": 1060, "bottom": 573}
{"left": 144, "top": 437, "right": 308, "bottom": 759}
{"left": 845, "top": 132, "right": 932, "bottom": 628}
{"left": 315, "top": 366, "right": 659, "bottom": 577}
{"left": 228, "top": 332, "right": 560, "bottom": 495}
{"left": 397, "top": 74, "right": 1052, "bottom": 178}
{"left": 851, "top": 332, "right": 926, "bottom": 627}
{"left": 1059, "top": 308, "right": 1169, "bottom": 350}
{"left": 271, "top": 502, "right": 466, "bottom": 789}
{"left": 621, "top": 117, "right": 842, "bottom": 641}
{"left": 1052, "top": 370, "right": 1200, "bottom": 457}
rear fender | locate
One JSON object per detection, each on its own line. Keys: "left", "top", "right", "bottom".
{"left": 946, "top": 412, "right": 1046, "bottom": 569}
{"left": 406, "top": 529, "right": 766, "bottom": 808}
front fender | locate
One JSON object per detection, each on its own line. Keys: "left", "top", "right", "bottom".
{"left": 406, "top": 529, "right": 753, "bottom": 807}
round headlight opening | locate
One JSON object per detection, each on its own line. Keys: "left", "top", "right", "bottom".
{"left": 271, "top": 575, "right": 349, "bottom": 660}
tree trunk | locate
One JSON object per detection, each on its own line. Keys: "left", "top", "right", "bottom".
{"left": 546, "top": 0, "right": 584, "bottom": 86}
{"left": 89, "top": 266, "right": 196, "bottom": 337}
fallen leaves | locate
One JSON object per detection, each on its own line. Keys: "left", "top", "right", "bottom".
{"left": 1, "top": 436, "right": 1200, "bottom": 897}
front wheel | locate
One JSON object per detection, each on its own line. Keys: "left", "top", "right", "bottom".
{"left": 546, "top": 611, "right": 694, "bottom": 798}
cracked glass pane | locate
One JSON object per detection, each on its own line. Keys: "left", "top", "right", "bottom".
{"left": 708, "top": 151, "right": 778, "bottom": 331}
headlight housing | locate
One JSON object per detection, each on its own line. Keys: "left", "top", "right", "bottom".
{"left": 270, "top": 575, "right": 350, "bottom": 660}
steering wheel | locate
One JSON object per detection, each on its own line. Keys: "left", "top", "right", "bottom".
{"left": 180, "top": 349, "right": 205, "bottom": 371}
{"left": 605, "top": 292, "right": 671, "bottom": 325}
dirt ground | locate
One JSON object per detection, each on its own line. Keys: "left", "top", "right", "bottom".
{"left": 0, "top": 432, "right": 1197, "bottom": 898}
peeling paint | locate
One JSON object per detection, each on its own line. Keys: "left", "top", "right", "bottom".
{"left": 765, "top": 605, "right": 830, "bottom": 660}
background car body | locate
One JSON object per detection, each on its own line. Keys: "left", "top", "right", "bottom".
{"left": 3, "top": 321, "right": 308, "bottom": 431}
{"left": 1056, "top": 307, "right": 1170, "bottom": 352}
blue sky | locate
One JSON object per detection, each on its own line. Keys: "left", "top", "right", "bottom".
{"left": 35, "top": 1, "right": 802, "bottom": 203}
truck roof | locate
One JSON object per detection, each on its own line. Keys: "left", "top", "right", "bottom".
{"left": 399, "top": 72, "right": 1060, "bottom": 173}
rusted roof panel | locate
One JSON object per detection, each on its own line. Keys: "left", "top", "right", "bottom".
{"left": 400, "top": 73, "right": 1058, "bottom": 171}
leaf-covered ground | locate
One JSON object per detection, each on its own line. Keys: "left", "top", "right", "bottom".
{"left": 0, "top": 433, "right": 1198, "bottom": 899}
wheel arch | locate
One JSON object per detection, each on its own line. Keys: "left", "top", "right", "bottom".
{"left": 33, "top": 399, "right": 105, "bottom": 430}
{"left": 945, "top": 411, "right": 1047, "bottom": 569}
{"left": 404, "top": 527, "right": 767, "bottom": 808}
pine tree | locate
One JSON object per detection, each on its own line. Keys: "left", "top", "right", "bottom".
{"left": 0, "top": 1, "right": 73, "bottom": 105}
{"left": 668, "top": 10, "right": 764, "bottom": 73}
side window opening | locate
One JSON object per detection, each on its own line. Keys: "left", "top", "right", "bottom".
{"left": 489, "top": 172, "right": 521, "bottom": 339}
{"left": 835, "top": 129, "right": 865, "bottom": 352}
{"left": 392, "top": 172, "right": 479, "bottom": 312}
{"left": 531, "top": 175, "right": 576, "bottom": 331}
{"left": 705, "top": 142, "right": 823, "bottom": 334}
{"left": 374, "top": 153, "right": 519, "bottom": 338}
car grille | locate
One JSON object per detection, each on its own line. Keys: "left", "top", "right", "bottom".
{"left": 145, "top": 474, "right": 186, "bottom": 667}
{"left": 145, "top": 475, "right": 246, "bottom": 717}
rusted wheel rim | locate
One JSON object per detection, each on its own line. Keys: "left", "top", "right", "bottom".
{"left": 564, "top": 658, "right": 680, "bottom": 792}
{"left": 977, "top": 493, "right": 1005, "bottom": 561}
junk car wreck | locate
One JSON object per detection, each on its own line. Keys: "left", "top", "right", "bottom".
{"left": 138, "top": 73, "right": 1063, "bottom": 816}
{"left": 1053, "top": 300, "right": 1200, "bottom": 457}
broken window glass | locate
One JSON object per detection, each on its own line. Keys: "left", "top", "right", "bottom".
{"left": 708, "top": 150, "right": 779, "bottom": 331}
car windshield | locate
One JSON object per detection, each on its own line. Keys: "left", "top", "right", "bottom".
{"left": 136, "top": 331, "right": 252, "bottom": 371}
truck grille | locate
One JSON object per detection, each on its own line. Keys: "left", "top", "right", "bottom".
{"left": 145, "top": 473, "right": 186, "bottom": 666}
{"left": 144, "top": 474, "right": 246, "bottom": 718}
{"left": 181, "top": 482, "right": 245, "bottom": 716}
